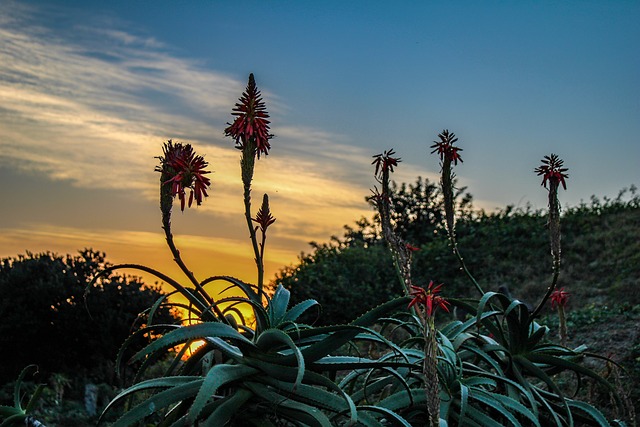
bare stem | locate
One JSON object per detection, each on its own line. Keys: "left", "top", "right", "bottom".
{"left": 162, "top": 222, "right": 227, "bottom": 321}
{"left": 441, "top": 159, "right": 484, "bottom": 296}
{"left": 378, "top": 169, "right": 411, "bottom": 294}
{"left": 558, "top": 305, "right": 568, "bottom": 346}
{"left": 241, "top": 143, "right": 264, "bottom": 294}
{"left": 531, "top": 181, "right": 562, "bottom": 318}
{"left": 412, "top": 306, "right": 440, "bottom": 427}
{"left": 531, "top": 256, "right": 560, "bottom": 319}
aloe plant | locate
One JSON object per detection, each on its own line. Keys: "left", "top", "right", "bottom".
{"left": 85, "top": 80, "right": 629, "bottom": 426}
{"left": 91, "top": 74, "right": 419, "bottom": 426}
{"left": 358, "top": 135, "right": 630, "bottom": 426}
{"left": 0, "top": 366, "right": 46, "bottom": 427}
{"left": 99, "top": 281, "right": 417, "bottom": 426}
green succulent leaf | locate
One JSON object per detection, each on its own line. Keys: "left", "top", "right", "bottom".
{"left": 0, "top": 413, "right": 27, "bottom": 427}
{"left": 187, "top": 364, "right": 258, "bottom": 424}
{"left": 566, "top": 400, "right": 612, "bottom": 427}
{"left": 255, "top": 328, "right": 305, "bottom": 388}
{"left": 0, "top": 406, "right": 21, "bottom": 418}
{"left": 244, "top": 382, "right": 334, "bottom": 427}
{"left": 115, "top": 324, "right": 180, "bottom": 373}
{"left": 357, "top": 405, "right": 413, "bottom": 427}
{"left": 129, "top": 322, "right": 256, "bottom": 365}
{"left": 527, "top": 352, "right": 617, "bottom": 395}
{"left": 515, "top": 355, "right": 573, "bottom": 425}
{"left": 202, "top": 388, "right": 254, "bottom": 427}
{"left": 378, "top": 389, "right": 427, "bottom": 412}
{"left": 471, "top": 388, "right": 539, "bottom": 427}
{"left": 268, "top": 284, "right": 291, "bottom": 325}
{"left": 110, "top": 379, "right": 204, "bottom": 427}
{"left": 99, "top": 376, "right": 202, "bottom": 424}
{"left": 465, "top": 402, "right": 509, "bottom": 426}
{"left": 283, "top": 299, "right": 319, "bottom": 323}
{"left": 13, "top": 365, "right": 38, "bottom": 410}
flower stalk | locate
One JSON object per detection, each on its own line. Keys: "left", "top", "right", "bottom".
{"left": 240, "top": 140, "right": 264, "bottom": 291}
{"left": 371, "top": 150, "right": 446, "bottom": 427}
{"left": 225, "top": 74, "right": 273, "bottom": 294}
{"left": 371, "top": 149, "right": 412, "bottom": 293}
{"left": 409, "top": 282, "right": 450, "bottom": 427}
{"left": 156, "top": 140, "right": 226, "bottom": 319}
{"left": 431, "top": 130, "right": 484, "bottom": 296}
{"left": 532, "top": 154, "right": 569, "bottom": 318}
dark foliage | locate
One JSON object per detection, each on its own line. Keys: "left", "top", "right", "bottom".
{"left": 275, "top": 223, "right": 401, "bottom": 325}
{"left": 0, "top": 249, "right": 177, "bottom": 384}
{"left": 275, "top": 181, "right": 640, "bottom": 417}
{"left": 274, "top": 177, "right": 470, "bottom": 325}
{"left": 276, "top": 179, "right": 639, "bottom": 330}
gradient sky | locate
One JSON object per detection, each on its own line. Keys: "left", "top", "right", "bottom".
{"left": 1, "top": 0, "right": 638, "bottom": 290}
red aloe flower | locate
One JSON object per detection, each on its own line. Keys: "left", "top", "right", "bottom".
{"left": 157, "top": 140, "right": 211, "bottom": 211}
{"left": 408, "top": 281, "right": 451, "bottom": 317}
{"left": 225, "top": 73, "right": 273, "bottom": 158}
{"left": 431, "top": 129, "right": 463, "bottom": 165}
{"left": 535, "top": 154, "right": 569, "bottom": 190}
{"left": 372, "top": 149, "right": 401, "bottom": 177}
{"left": 253, "top": 194, "right": 276, "bottom": 233}
{"left": 550, "top": 287, "right": 570, "bottom": 309}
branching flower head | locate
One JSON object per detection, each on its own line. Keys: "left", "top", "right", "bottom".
{"left": 156, "top": 140, "right": 211, "bottom": 212}
{"left": 550, "top": 287, "right": 570, "bottom": 309}
{"left": 431, "top": 129, "right": 463, "bottom": 165}
{"left": 535, "top": 154, "right": 569, "bottom": 190}
{"left": 225, "top": 73, "right": 273, "bottom": 159}
{"left": 408, "top": 281, "right": 450, "bottom": 317}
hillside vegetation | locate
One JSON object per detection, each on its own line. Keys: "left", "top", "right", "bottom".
{"left": 275, "top": 182, "right": 640, "bottom": 416}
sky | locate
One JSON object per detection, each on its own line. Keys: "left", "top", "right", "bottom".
{"left": 1, "top": 0, "right": 638, "bottom": 292}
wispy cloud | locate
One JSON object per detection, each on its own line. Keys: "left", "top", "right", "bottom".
{"left": 0, "top": 3, "right": 239, "bottom": 193}
{"left": 0, "top": 2, "right": 441, "bottom": 277}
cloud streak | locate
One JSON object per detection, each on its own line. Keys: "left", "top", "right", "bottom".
{"left": 1, "top": 3, "right": 427, "bottom": 272}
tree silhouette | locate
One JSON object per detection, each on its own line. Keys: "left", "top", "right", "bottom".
{"left": 0, "top": 249, "right": 177, "bottom": 385}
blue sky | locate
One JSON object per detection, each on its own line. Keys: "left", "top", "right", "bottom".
{"left": 1, "top": 0, "right": 638, "bottom": 284}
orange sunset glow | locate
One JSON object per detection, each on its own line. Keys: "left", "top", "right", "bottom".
{"left": 2, "top": 1, "right": 638, "bottom": 294}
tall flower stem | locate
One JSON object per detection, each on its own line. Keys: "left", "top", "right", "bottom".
{"left": 378, "top": 166, "right": 411, "bottom": 295}
{"left": 161, "top": 199, "right": 228, "bottom": 323}
{"left": 162, "top": 224, "right": 209, "bottom": 301}
{"left": 433, "top": 130, "right": 484, "bottom": 296}
{"left": 241, "top": 142, "right": 264, "bottom": 294}
{"left": 448, "top": 231, "right": 484, "bottom": 297}
{"left": 225, "top": 74, "right": 273, "bottom": 296}
{"left": 531, "top": 154, "right": 568, "bottom": 319}
{"left": 531, "top": 253, "right": 560, "bottom": 319}
{"left": 373, "top": 150, "right": 444, "bottom": 427}
{"left": 557, "top": 304, "right": 568, "bottom": 346}
{"left": 408, "top": 283, "right": 450, "bottom": 427}
{"left": 414, "top": 304, "right": 441, "bottom": 427}
{"left": 156, "top": 140, "right": 227, "bottom": 321}
{"left": 423, "top": 317, "right": 441, "bottom": 427}
{"left": 371, "top": 149, "right": 415, "bottom": 297}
